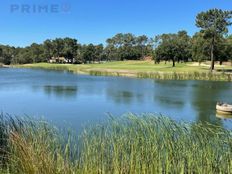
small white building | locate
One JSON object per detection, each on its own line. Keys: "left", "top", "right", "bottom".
{"left": 49, "top": 57, "right": 68, "bottom": 64}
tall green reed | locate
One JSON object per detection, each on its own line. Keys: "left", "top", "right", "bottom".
{"left": 0, "top": 113, "right": 231, "bottom": 174}
{"left": 137, "top": 72, "right": 232, "bottom": 81}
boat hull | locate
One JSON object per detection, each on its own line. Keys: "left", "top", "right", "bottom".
{"left": 216, "top": 104, "right": 232, "bottom": 115}
{"left": 216, "top": 110, "right": 232, "bottom": 115}
{"left": 216, "top": 113, "right": 232, "bottom": 119}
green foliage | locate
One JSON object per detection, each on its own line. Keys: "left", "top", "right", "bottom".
{"left": 62, "top": 38, "right": 80, "bottom": 61}
{"left": 8, "top": 38, "right": 80, "bottom": 64}
{"left": 196, "top": 9, "right": 232, "bottom": 70}
{"left": 46, "top": 38, "right": 80, "bottom": 63}
{"left": 192, "top": 32, "right": 232, "bottom": 65}
{"left": 225, "top": 35, "right": 232, "bottom": 63}
{"left": 0, "top": 45, "right": 17, "bottom": 65}
{"left": 1, "top": 114, "right": 232, "bottom": 174}
{"left": 154, "top": 31, "right": 191, "bottom": 66}
{"left": 196, "top": 9, "right": 232, "bottom": 35}
{"left": 191, "top": 32, "right": 210, "bottom": 63}
{"left": 77, "top": 44, "right": 104, "bottom": 64}
{"left": 106, "top": 33, "right": 153, "bottom": 61}
{"left": 26, "top": 43, "right": 46, "bottom": 63}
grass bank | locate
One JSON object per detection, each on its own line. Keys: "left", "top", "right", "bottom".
{"left": 14, "top": 61, "right": 232, "bottom": 81}
{"left": 0, "top": 113, "right": 232, "bottom": 174}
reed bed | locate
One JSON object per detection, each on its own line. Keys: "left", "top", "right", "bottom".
{"left": 89, "top": 70, "right": 121, "bottom": 77}
{"left": 84, "top": 70, "right": 232, "bottom": 81}
{"left": 0, "top": 113, "right": 232, "bottom": 174}
{"left": 137, "top": 71, "right": 232, "bottom": 81}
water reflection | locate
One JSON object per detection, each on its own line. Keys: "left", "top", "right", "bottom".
{"left": 1, "top": 68, "right": 232, "bottom": 130}
{"left": 190, "top": 81, "right": 230, "bottom": 126}
{"left": 32, "top": 85, "right": 78, "bottom": 99}
{"left": 43, "top": 85, "right": 78, "bottom": 98}
{"left": 153, "top": 80, "right": 187, "bottom": 109}
{"left": 155, "top": 96, "right": 184, "bottom": 107}
{"left": 106, "top": 89, "right": 144, "bottom": 104}
{"left": 216, "top": 113, "right": 232, "bottom": 119}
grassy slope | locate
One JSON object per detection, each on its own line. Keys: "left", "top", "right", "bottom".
{"left": 15, "top": 60, "right": 232, "bottom": 80}
{"left": 16, "top": 60, "right": 232, "bottom": 72}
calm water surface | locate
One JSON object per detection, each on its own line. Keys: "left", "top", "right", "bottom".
{"left": 1, "top": 68, "right": 232, "bottom": 130}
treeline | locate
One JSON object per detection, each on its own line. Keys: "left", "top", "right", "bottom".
{"left": 0, "top": 34, "right": 153, "bottom": 64}
{"left": 0, "top": 9, "right": 232, "bottom": 70}
{"left": 154, "top": 31, "right": 232, "bottom": 66}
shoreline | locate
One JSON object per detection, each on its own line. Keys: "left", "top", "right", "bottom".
{"left": 12, "top": 62, "right": 232, "bottom": 82}
{"left": 0, "top": 63, "right": 11, "bottom": 68}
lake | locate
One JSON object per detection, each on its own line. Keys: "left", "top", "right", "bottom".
{"left": 1, "top": 68, "right": 232, "bottom": 130}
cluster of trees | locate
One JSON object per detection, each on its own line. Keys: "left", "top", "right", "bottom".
{"left": 154, "top": 31, "right": 192, "bottom": 67}
{"left": 105, "top": 33, "right": 153, "bottom": 61}
{"left": 0, "top": 9, "right": 232, "bottom": 71}
{"left": 154, "top": 9, "right": 232, "bottom": 70}
{"left": 0, "top": 34, "right": 153, "bottom": 65}
{"left": 0, "top": 38, "right": 81, "bottom": 64}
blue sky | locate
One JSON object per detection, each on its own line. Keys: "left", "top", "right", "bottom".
{"left": 0, "top": 0, "right": 232, "bottom": 47}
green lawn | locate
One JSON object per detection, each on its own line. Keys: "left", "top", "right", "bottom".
{"left": 17, "top": 60, "right": 232, "bottom": 72}
{"left": 15, "top": 60, "right": 232, "bottom": 81}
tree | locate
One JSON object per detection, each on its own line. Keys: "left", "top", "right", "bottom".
{"left": 94, "top": 44, "right": 104, "bottom": 62}
{"left": 191, "top": 32, "right": 210, "bottom": 64}
{"left": 30, "top": 43, "right": 46, "bottom": 63}
{"left": 12, "top": 48, "right": 29, "bottom": 64}
{"left": 0, "top": 47, "right": 2, "bottom": 63}
{"left": 0, "top": 45, "right": 16, "bottom": 65}
{"left": 52, "top": 38, "right": 64, "bottom": 57}
{"left": 80, "top": 44, "right": 95, "bottom": 63}
{"left": 43, "top": 39, "right": 53, "bottom": 61}
{"left": 214, "top": 37, "right": 228, "bottom": 65}
{"left": 136, "top": 35, "right": 148, "bottom": 59}
{"left": 225, "top": 35, "right": 232, "bottom": 65}
{"left": 154, "top": 31, "right": 191, "bottom": 67}
{"left": 175, "top": 31, "right": 191, "bottom": 62}
{"left": 191, "top": 32, "right": 229, "bottom": 65}
{"left": 104, "top": 45, "right": 118, "bottom": 61}
{"left": 154, "top": 34, "right": 177, "bottom": 66}
{"left": 196, "top": 9, "right": 232, "bottom": 71}
{"left": 63, "top": 38, "right": 80, "bottom": 63}
{"left": 105, "top": 33, "right": 151, "bottom": 61}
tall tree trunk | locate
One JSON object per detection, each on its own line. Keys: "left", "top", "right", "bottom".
{"left": 210, "top": 36, "right": 215, "bottom": 72}
{"left": 172, "top": 58, "right": 175, "bottom": 67}
{"left": 219, "top": 58, "right": 223, "bottom": 65}
{"left": 141, "top": 47, "right": 144, "bottom": 60}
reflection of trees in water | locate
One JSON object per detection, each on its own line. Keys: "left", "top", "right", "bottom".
{"left": 154, "top": 80, "right": 189, "bottom": 88}
{"left": 43, "top": 85, "right": 78, "bottom": 99}
{"left": 106, "top": 89, "right": 144, "bottom": 105}
{"left": 155, "top": 96, "right": 184, "bottom": 108}
{"left": 153, "top": 80, "right": 232, "bottom": 128}
{"left": 153, "top": 80, "right": 187, "bottom": 109}
{"left": 191, "top": 81, "right": 232, "bottom": 126}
